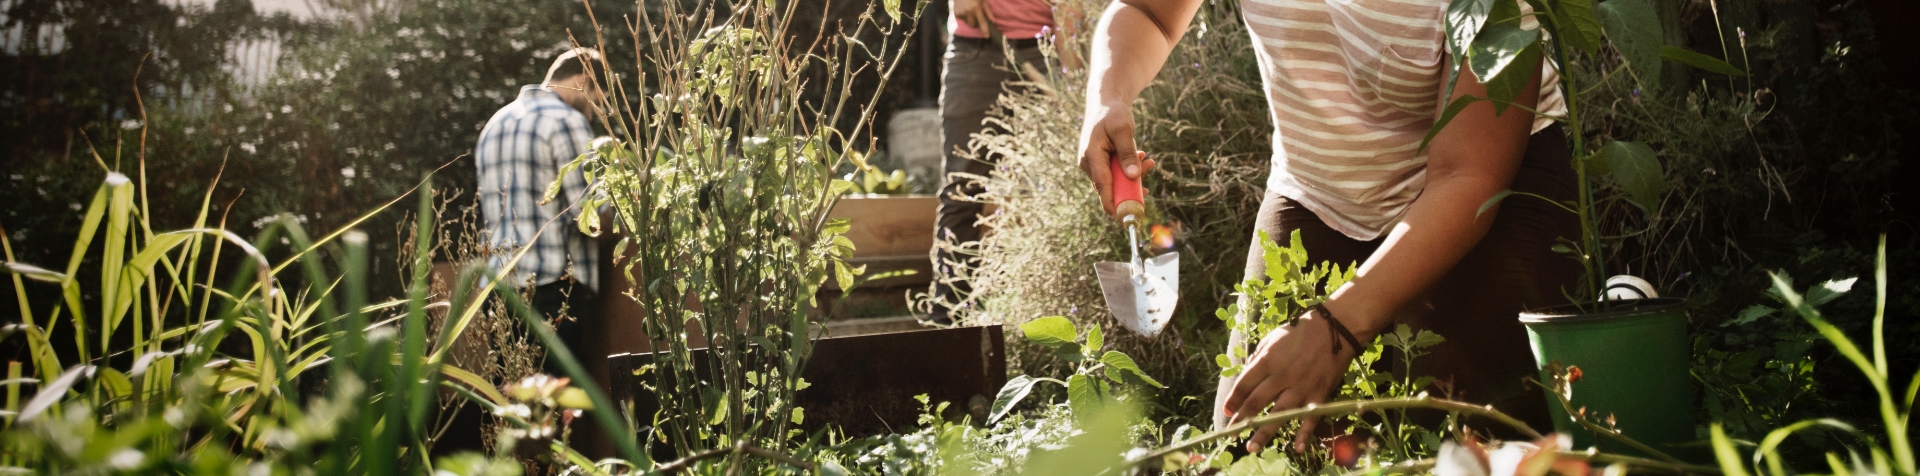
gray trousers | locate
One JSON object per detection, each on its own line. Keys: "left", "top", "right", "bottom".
{"left": 928, "top": 39, "right": 1046, "bottom": 319}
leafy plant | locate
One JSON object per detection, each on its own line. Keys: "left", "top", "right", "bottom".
{"left": 1710, "top": 235, "right": 1916, "bottom": 476}
{"left": 0, "top": 153, "right": 548, "bottom": 473}
{"left": 989, "top": 316, "right": 1165, "bottom": 424}
{"left": 1439, "top": 0, "right": 1747, "bottom": 301}
{"left": 1214, "top": 230, "right": 1354, "bottom": 378}
{"left": 557, "top": 0, "right": 927, "bottom": 468}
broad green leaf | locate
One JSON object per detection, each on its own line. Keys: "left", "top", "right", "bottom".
{"left": 989, "top": 375, "right": 1040, "bottom": 423}
{"left": 1467, "top": 21, "right": 1541, "bottom": 112}
{"left": 821, "top": 217, "right": 852, "bottom": 236}
{"left": 1597, "top": 0, "right": 1662, "bottom": 90}
{"left": 1020, "top": 316, "right": 1078, "bottom": 347}
{"left": 1583, "top": 150, "right": 1611, "bottom": 177}
{"left": 1481, "top": 42, "right": 1541, "bottom": 115}
{"left": 1599, "top": 140, "right": 1663, "bottom": 212}
{"left": 1445, "top": 0, "right": 1497, "bottom": 60}
{"left": 1723, "top": 304, "right": 1776, "bottom": 327}
{"left": 1477, "top": 190, "right": 1515, "bottom": 219}
{"left": 1420, "top": 95, "right": 1485, "bottom": 153}
{"left": 884, "top": 0, "right": 901, "bottom": 23}
{"left": 1412, "top": 329, "right": 1446, "bottom": 348}
{"left": 1661, "top": 45, "right": 1746, "bottom": 76}
{"left": 1805, "top": 277, "right": 1857, "bottom": 308}
{"left": 1085, "top": 324, "right": 1104, "bottom": 354}
{"left": 1066, "top": 374, "right": 1098, "bottom": 416}
{"left": 1552, "top": 0, "right": 1604, "bottom": 53}
{"left": 1100, "top": 351, "right": 1165, "bottom": 388}
{"left": 833, "top": 260, "right": 854, "bottom": 291}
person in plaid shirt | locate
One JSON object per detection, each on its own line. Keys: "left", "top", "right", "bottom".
{"left": 476, "top": 48, "right": 606, "bottom": 372}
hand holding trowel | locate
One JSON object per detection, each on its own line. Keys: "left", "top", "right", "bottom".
{"left": 1094, "top": 154, "right": 1179, "bottom": 337}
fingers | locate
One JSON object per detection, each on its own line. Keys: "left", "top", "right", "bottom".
{"left": 1079, "top": 144, "right": 1116, "bottom": 216}
{"left": 1293, "top": 409, "right": 1324, "bottom": 453}
{"left": 1246, "top": 388, "right": 1304, "bottom": 454}
{"left": 1227, "top": 374, "right": 1285, "bottom": 426}
{"left": 1109, "top": 124, "right": 1141, "bottom": 179}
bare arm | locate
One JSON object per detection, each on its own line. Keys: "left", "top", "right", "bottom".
{"left": 1223, "top": 59, "right": 1544, "bottom": 453}
{"left": 1075, "top": 0, "right": 1203, "bottom": 217}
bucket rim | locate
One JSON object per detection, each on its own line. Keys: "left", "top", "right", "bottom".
{"left": 1518, "top": 297, "right": 1687, "bottom": 324}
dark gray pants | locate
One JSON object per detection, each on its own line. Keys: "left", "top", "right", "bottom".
{"left": 928, "top": 39, "right": 1045, "bottom": 320}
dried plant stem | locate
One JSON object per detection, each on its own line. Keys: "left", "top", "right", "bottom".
{"left": 1125, "top": 396, "right": 1544, "bottom": 468}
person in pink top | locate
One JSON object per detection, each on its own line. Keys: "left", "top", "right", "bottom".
{"left": 926, "top": 0, "right": 1080, "bottom": 325}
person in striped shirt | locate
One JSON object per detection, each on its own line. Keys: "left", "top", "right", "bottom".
{"left": 476, "top": 48, "right": 607, "bottom": 374}
{"left": 1077, "top": 0, "right": 1576, "bottom": 452}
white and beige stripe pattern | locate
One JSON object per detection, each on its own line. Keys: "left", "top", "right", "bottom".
{"left": 1244, "top": 0, "right": 1565, "bottom": 240}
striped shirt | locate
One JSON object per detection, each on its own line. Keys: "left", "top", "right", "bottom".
{"left": 1244, "top": 0, "right": 1565, "bottom": 240}
{"left": 476, "top": 85, "right": 599, "bottom": 293}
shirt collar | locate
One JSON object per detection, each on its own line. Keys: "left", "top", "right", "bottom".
{"left": 519, "top": 84, "right": 561, "bottom": 101}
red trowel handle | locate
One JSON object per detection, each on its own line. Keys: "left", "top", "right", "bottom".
{"left": 1109, "top": 154, "right": 1145, "bottom": 223}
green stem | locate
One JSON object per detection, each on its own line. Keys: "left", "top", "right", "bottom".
{"left": 1545, "top": 18, "right": 1604, "bottom": 301}
{"left": 1124, "top": 396, "right": 1543, "bottom": 468}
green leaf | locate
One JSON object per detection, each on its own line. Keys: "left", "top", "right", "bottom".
{"left": 883, "top": 0, "right": 901, "bottom": 22}
{"left": 1583, "top": 150, "right": 1611, "bottom": 177}
{"left": 1661, "top": 45, "right": 1747, "bottom": 76}
{"left": 1066, "top": 374, "right": 1098, "bottom": 416}
{"left": 1420, "top": 95, "right": 1485, "bottom": 152}
{"left": 1480, "top": 41, "right": 1541, "bottom": 115}
{"left": 1445, "top": 0, "right": 1497, "bottom": 60}
{"left": 2, "top": 261, "right": 66, "bottom": 283}
{"left": 988, "top": 375, "right": 1041, "bottom": 424}
{"left": 1552, "top": 0, "right": 1604, "bottom": 54}
{"left": 1710, "top": 423, "right": 1755, "bottom": 476}
{"left": 1100, "top": 351, "right": 1165, "bottom": 388}
{"left": 1597, "top": 0, "right": 1662, "bottom": 91}
{"left": 1085, "top": 324, "right": 1104, "bottom": 354}
{"left": 1467, "top": 20, "right": 1540, "bottom": 89}
{"left": 1724, "top": 305, "right": 1777, "bottom": 327}
{"left": 821, "top": 217, "right": 852, "bottom": 236}
{"left": 1599, "top": 140, "right": 1663, "bottom": 212}
{"left": 1021, "top": 316, "right": 1078, "bottom": 347}
{"left": 833, "top": 261, "right": 855, "bottom": 291}
{"left": 1411, "top": 329, "right": 1446, "bottom": 348}
{"left": 1805, "top": 277, "right": 1857, "bottom": 308}
{"left": 1477, "top": 190, "right": 1515, "bottom": 219}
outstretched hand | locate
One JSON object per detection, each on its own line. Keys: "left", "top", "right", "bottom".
{"left": 1222, "top": 309, "right": 1364, "bottom": 454}
{"left": 1077, "top": 100, "right": 1157, "bottom": 218}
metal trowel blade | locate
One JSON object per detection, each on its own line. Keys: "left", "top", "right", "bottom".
{"left": 1094, "top": 252, "right": 1180, "bottom": 338}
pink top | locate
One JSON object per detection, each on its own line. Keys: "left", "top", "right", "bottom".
{"left": 949, "top": 0, "right": 1055, "bottom": 40}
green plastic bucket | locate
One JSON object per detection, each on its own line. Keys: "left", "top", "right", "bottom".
{"left": 1519, "top": 298, "right": 1694, "bottom": 457}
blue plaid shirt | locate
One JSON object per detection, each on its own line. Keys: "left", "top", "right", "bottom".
{"left": 476, "top": 85, "right": 598, "bottom": 293}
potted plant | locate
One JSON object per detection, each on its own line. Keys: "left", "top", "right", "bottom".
{"left": 1435, "top": 0, "right": 1746, "bottom": 457}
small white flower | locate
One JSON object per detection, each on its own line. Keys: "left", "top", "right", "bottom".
{"left": 120, "top": 119, "right": 141, "bottom": 130}
{"left": 265, "top": 112, "right": 273, "bottom": 120}
{"left": 8, "top": 174, "right": 19, "bottom": 180}
{"left": 384, "top": 143, "right": 396, "bottom": 151}
{"left": 240, "top": 143, "right": 257, "bottom": 154}
{"left": 389, "top": 163, "right": 403, "bottom": 171}
{"left": 68, "top": 203, "right": 81, "bottom": 211}
{"left": 341, "top": 167, "right": 356, "bottom": 179}
{"left": 223, "top": 103, "right": 233, "bottom": 113}
{"left": 387, "top": 68, "right": 400, "bottom": 79}
{"left": 183, "top": 127, "right": 195, "bottom": 135}
{"left": 280, "top": 105, "right": 292, "bottom": 114}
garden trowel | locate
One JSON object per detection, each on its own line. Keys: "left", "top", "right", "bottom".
{"left": 1094, "top": 155, "right": 1179, "bottom": 338}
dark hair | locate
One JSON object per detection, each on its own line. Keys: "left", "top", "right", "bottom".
{"left": 545, "top": 48, "right": 604, "bottom": 82}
